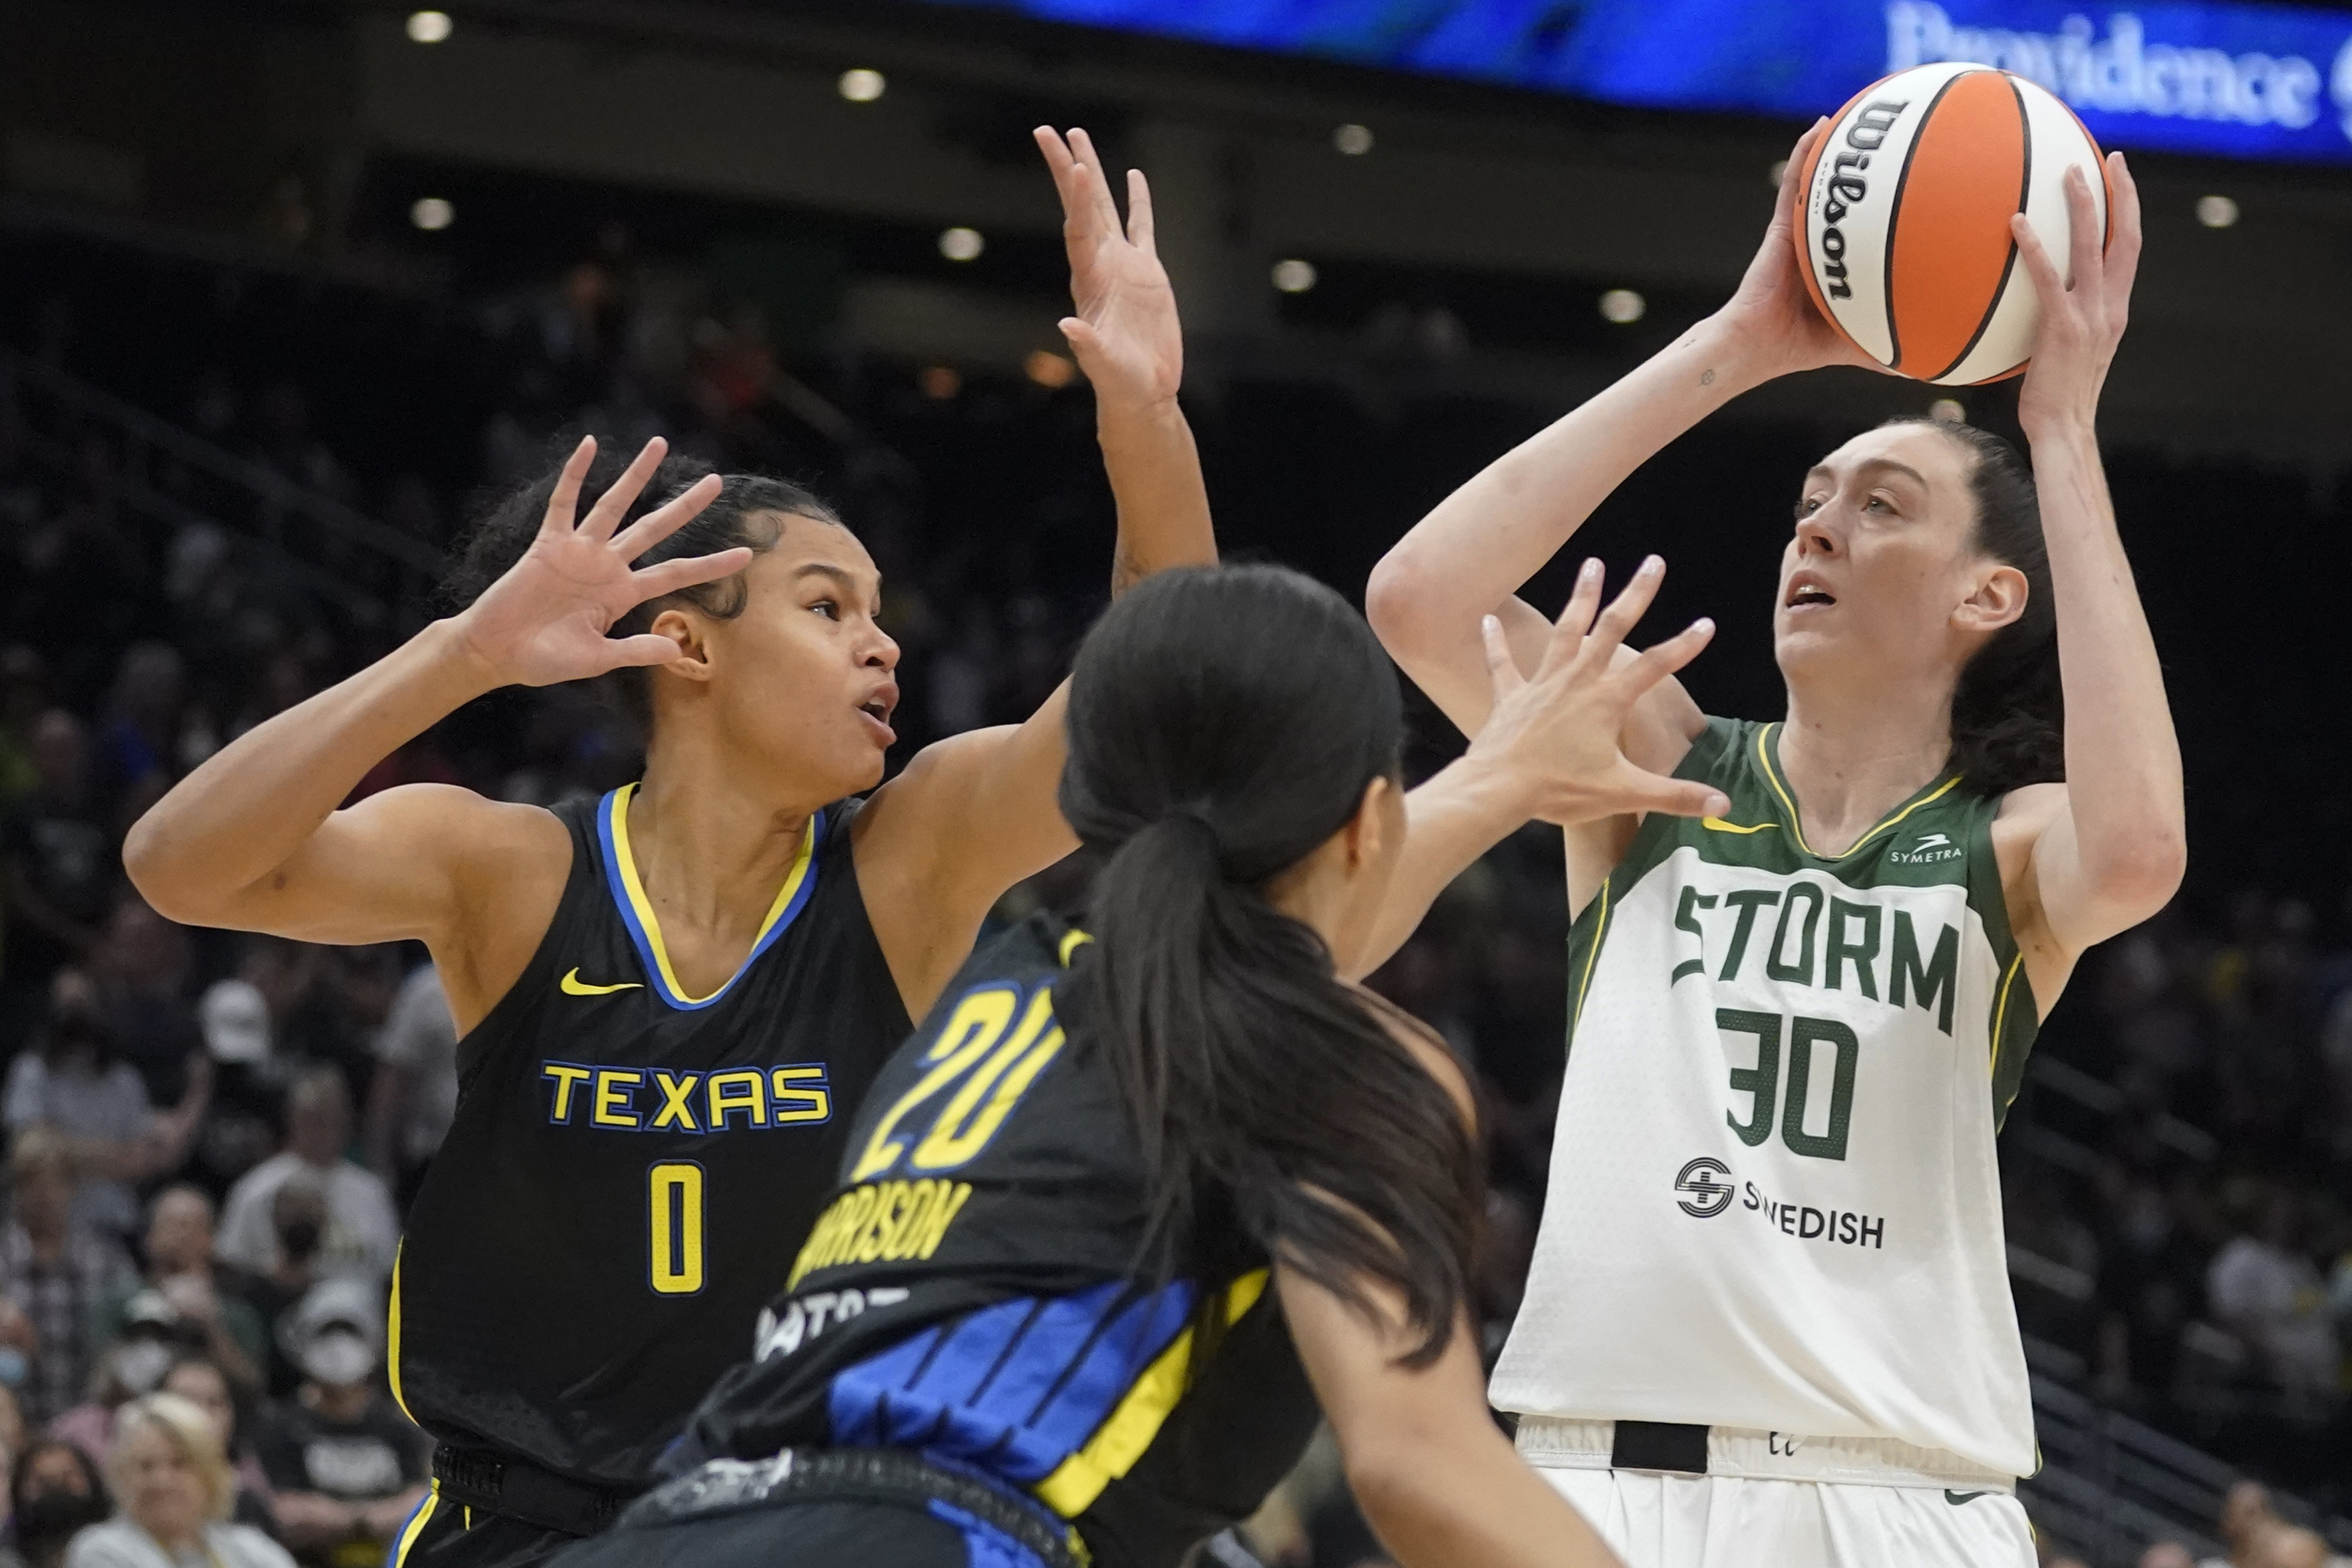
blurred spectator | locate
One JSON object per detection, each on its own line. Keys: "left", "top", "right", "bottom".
{"left": 220, "top": 1182, "right": 328, "bottom": 1401}
{"left": 253, "top": 1281, "right": 424, "bottom": 1566}
{"left": 1, "top": 712, "right": 111, "bottom": 999}
{"left": 2138, "top": 1541, "right": 2194, "bottom": 1568}
{"left": 67, "top": 1393, "right": 293, "bottom": 1568}
{"left": 91, "top": 1189, "right": 265, "bottom": 1395}
{"left": 359, "top": 962, "right": 454, "bottom": 1208}
{"left": 2206, "top": 1187, "right": 2339, "bottom": 1403}
{"left": 215, "top": 1073, "right": 394, "bottom": 1287}
{"left": 11, "top": 1440, "right": 105, "bottom": 1568}
{"left": 3, "top": 972, "right": 211, "bottom": 1240}
{"left": 50, "top": 1304, "right": 203, "bottom": 1466}
{"left": 92, "top": 645, "right": 205, "bottom": 822}
{"left": 85, "top": 898, "right": 204, "bottom": 1109}
{"left": 158, "top": 1357, "right": 272, "bottom": 1533}
{"left": 0, "top": 1130, "right": 133, "bottom": 1425}
{"left": 0, "top": 647, "right": 48, "bottom": 812}
{"left": 2206, "top": 1482, "right": 2283, "bottom": 1568}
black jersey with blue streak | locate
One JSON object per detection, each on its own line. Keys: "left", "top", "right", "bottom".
{"left": 390, "top": 783, "right": 911, "bottom": 1488}
{"left": 675, "top": 911, "right": 1320, "bottom": 1568}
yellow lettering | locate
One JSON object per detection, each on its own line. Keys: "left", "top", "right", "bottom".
{"left": 771, "top": 1065, "right": 831, "bottom": 1124}
{"left": 881, "top": 1181, "right": 935, "bottom": 1261}
{"left": 706, "top": 1069, "right": 766, "bottom": 1129}
{"left": 850, "top": 987, "right": 1019, "bottom": 1181}
{"left": 913, "top": 991, "right": 1058, "bottom": 1171}
{"left": 919, "top": 1184, "right": 973, "bottom": 1259}
{"left": 542, "top": 1064, "right": 591, "bottom": 1122}
{"left": 650, "top": 1072, "right": 700, "bottom": 1131}
{"left": 591, "top": 1070, "right": 643, "bottom": 1129}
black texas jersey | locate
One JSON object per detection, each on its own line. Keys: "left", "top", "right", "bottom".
{"left": 676, "top": 912, "right": 1321, "bottom": 1568}
{"left": 390, "top": 783, "right": 911, "bottom": 1486}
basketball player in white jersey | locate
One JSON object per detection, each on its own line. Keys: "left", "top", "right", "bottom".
{"left": 1365, "top": 122, "right": 2181, "bottom": 1567}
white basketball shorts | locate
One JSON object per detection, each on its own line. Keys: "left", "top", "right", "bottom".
{"left": 1518, "top": 1420, "right": 2036, "bottom": 1568}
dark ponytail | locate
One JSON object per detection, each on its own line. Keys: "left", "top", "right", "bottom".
{"left": 1056, "top": 565, "right": 1481, "bottom": 1366}
{"left": 1884, "top": 417, "right": 2065, "bottom": 797}
{"left": 440, "top": 440, "right": 841, "bottom": 729}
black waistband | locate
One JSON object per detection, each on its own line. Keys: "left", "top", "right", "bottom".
{"left": 619, "top": 1447, "right": 1085, "bottom": 1568}
{"left": 429, "top": 1446, "right": 645, "bottom": 1538}
{"left": 1610, "top": 1420, "right": 1711, "bottom": 1475}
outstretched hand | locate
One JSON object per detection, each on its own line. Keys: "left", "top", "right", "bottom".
{"left": 1034, "top": 126, "right": 1183, "bottom": 412}
{"left": 1715, "top": 119, "right": 1884, "bottom": 380}
{"left": 2011, "top": 152, "right": 2138, "bottom": 436}
{"left": 452, "top": 436, "right": 749, "bottom": 689}
{"left": 1465, "top": 556, "right": 1727, "bottom": 827}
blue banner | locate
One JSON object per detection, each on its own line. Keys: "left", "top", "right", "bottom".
{"left": 919, "top": 0, "right": 2352, "bottom": 164}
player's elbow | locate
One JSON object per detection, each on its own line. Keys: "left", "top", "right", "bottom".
{"left": 120, "top": 809, "right": 206, "bottom": 924}
{"left": 2086, "top": 825, "right": 2188, "bottom": 920}
{"left": 1365, "top": 547, "right": 1443, "bottom": 662}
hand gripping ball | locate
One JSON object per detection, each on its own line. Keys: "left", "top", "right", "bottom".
{"left": 1795, "top": 62, "right": 2112, "bottom": 384}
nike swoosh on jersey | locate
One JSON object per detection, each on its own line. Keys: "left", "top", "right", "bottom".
{"left": 1701, "top": 816, "right": 1778, "bottom": 835}
{"left": 559, "top": 968, "right": 643, "bottom": 996}
{"left": 1943, "top": 1490, "right": 1994, "bottom": 1505}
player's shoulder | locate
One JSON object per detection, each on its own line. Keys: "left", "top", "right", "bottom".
{"left": 1349, "top": 983, "right": 1475, "bottom": 1130}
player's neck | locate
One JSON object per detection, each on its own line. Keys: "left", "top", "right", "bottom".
{"left": 1777, "top": 679, "right": 1954, "bottom": 856}
{"left": 627, "top": 743, "right": 821, "bottom": 934}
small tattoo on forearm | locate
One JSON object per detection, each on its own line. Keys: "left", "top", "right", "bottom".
{"left": 1701, "top": 369, "right": 1716, "bottom": 385}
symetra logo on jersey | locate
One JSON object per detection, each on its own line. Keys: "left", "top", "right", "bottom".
{"left": 1889, "top": 831, "right": 1963, "bottom": 866}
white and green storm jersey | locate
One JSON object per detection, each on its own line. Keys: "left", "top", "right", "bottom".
{"left": 1491, "top": 718, "right": 2039, "bottom": 1480}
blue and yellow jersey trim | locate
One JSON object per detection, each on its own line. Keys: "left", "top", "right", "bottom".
{"left": 598, "top": 783, "right": 823, "bottom": 1011}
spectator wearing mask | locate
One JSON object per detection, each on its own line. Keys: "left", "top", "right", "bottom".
{"left": 3, "top": 974, "right": 210, "bottom": 1241}
{"left": 92, "top": 1189, "right": 265, "bottom": 1397}
{"left": 214, "top": 1074, "right": 393, "bottom": 1289}
{"left": 218, "top": 1184, "right": 327, "bottom": 1400}
{"left": 0, "top": 712, "right": 110, "bottom": 1005}
{"left": 67, "top": 1393, "right": 293, "bottom": 1568}
{"left": 11, "top": 1439, "right": 106, "bottom": 1568}
{"left": 0, "top": 1130, "right": 133, "bottom": 1425}
{"left": 359, "top": 962, "right": 454, "bottom": 1211}
{"left": 252, "top": 1282, "right": 423, "bottom": 1567}
{"left": 51, "top": 1295, "right": 206, "bottom": 1466}
{"left": 158, "top": 1358, "right": 273, "bottom": 1534}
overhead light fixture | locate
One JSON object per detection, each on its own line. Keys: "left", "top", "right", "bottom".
{"left": 1929, "top": 398, "right": 1966, "bottom": 423}
{"left": 838, "top": 68, "right": 885, "bottom": 103}
{"left": 1598, "top": 289, "right": 1645, "bottom": 323}
{"left": 1333, "top": 124, "right": 1374, "bottom": 156}
{"left": 2196, "top": 194, "right": 2239, "bottom": 228}
{"left": 410, "top": 197, "right": 454, "bottom": 231}
{"left": 938, "top": 227, "right": 984, "bottom": 262}
{"left": 1025, "top": 350, "right": 1077, "bottom": 388}
{"left": 1271, "top": 258, "right": 1317, "bottom": 293}
{"left": 405, "top": 10, "right": 452, "bottom": 43}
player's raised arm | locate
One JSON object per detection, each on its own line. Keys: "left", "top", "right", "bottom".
{"left": 122, "top": 438, "right": 738, "bottom": 960}
{"left": 1366, "top": 118, "right": 1874, "bottom": 741}
{"left": 853, "top": 126, "right": 1219, "bottom": 1017}
{"left": 1999, "top": 155, "right": 2186, "bottom": 968}
{"left": 1340, "top": 557, "right": 1725, "bottom": 981}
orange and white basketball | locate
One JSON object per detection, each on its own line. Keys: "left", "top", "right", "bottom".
{"left": 1795, "top": 63, "right": 2111, "bottom": 385}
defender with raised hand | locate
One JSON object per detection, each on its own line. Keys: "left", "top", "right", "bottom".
{"left": 1367, "top": 124, "right": 2182, "bottom": 1568}
{"left": 124, "top": 128, "right": 1215, "bottom": 1568}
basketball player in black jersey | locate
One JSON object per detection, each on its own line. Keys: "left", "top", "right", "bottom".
{"left": 124, "top": 129, "right": 1215, "bottom": 1568}
{"left": 545, "top": 561, "right": 1725, "bottom": 1568}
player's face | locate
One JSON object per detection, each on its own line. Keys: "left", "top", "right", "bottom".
{"left": 1771, "top": 424, "right": 2007, "bottom": 692}
{"left": 689, "top": 513, "right": 900, "bottom": 797}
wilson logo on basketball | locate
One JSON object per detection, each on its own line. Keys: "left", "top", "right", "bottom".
{"left": 1814, "top": 98, "right": 1910, "bottom": 302}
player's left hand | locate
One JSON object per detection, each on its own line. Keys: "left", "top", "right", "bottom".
{"left": 2013, "top": 151, "right": 2139, "bottom": 435}
{"left": 1034, "top": 126, "right": 1182, "bottom": 412}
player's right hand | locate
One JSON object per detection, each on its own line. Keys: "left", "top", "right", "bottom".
{"left": 1464, "top": 555, "right": 1728, "bottom": 828}
{"left": 1714, "top": 120, "right": 1884, "bottom": 380}
{"left": 450, "top": 436, "right": 750, "bottom": 688}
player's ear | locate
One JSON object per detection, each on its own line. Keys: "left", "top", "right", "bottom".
{"left": 1343, "top": 775, "right": 1399, "bottom": 872}
{"left": 1954, "top": 562, "right": 2028, "bottom": 638}
{"left": 647, "top": 606, "right": 715, "bottom": 685}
